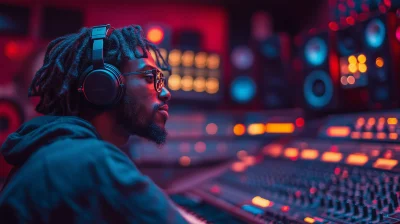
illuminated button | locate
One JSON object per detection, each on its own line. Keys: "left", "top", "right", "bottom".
{"left": 252, "top": 196, "right": 272, "bottom": 208}
{"left": 389, "top": 133, "right": 398, "bottom": 140}
{"left": 362, "top": 132, "right": 373, "bottom": 139}
{"left": 321, "top": 152, "right": 343, "bottom": 162}
{"left": 376, "top": 57, "right": 384, "bottom": 67}
{"left": 376, "top": 132, "right": 387, "bottom": 139}
{"left": 265, "top": 123, "right": 295, "bottom": 134}
{"left": 326, "top": 126, "right": 350, "bottom": 137}
{"left": 241, "top": 204, "right": 264, "bottom": 215}
{"left": 346, "top": 153, "right": 369, "bottom": 166}
{"left": 233, "top": 124, "right": 246, "bottom": 136}
{"left": 304, "top": 217, "right": 315, "bottom": 223}
{"left": 373, "top": 158, "right": 398, "bottom": 170}
{"left": 358, "top": 54, "right": 366, "bottom": 63}
{"left": 301, "top": 149, "right": 319, "bottom": 160}
{"left": 387, "top": 117, "right": 398, "bottom": 125}
{"left": 247, "top": 123, "right": 265, "bottom": 135}
{"left": 351, "top": 132, "right": 361, "bottom": 139}
{"left": 284, "top": 148, "right": 299, "bottom": 158}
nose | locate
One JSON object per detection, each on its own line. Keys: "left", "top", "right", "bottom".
{"left": 158, "top": 87, "right": 171, "bottom": 102}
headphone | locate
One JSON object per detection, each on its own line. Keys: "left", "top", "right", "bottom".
{"left": 77, "top": 24, "right": 125, "bottom": 107}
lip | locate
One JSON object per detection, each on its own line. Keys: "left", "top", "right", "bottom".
{"left": 158, "top": 105, "right": 169, "bottom": 119}
{"left": 158, "top": 110, "right": 169, "bottom": 119}
{"left": 158, "top": 105, "right": 169, "bottom": 112}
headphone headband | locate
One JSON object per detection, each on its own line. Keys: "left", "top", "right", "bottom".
{"left": 78, "top": 24, "right": 125, "bottom": 107}
{"left": 91, "top": 24, "right": 110, "bottom": 69}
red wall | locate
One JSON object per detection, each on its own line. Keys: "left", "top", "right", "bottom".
{"left": 0, "top": 1, "right": 227, "bottom": 84}
{"left": 0, "top": 1, "right": 228, "bottom": 177}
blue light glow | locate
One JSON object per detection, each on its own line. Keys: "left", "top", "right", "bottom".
{"left": 230, "top": 76, "right": 256, "bottom": 104}
{"left": 304, "top": 37, "right": 328, "bottom": 66}
{"left": 365, "top": 18, "right": 386, "bottom": 48}
{"left": 303, "top": 70, "right": 333, "bottom": 109}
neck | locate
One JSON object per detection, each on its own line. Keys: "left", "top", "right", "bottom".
{"left": 88, "top": 112, "right": 129, "bottom": 147}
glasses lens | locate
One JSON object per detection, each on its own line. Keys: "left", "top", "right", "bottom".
{"left": 155, "top": 70, "right": 164, "bottom": 92}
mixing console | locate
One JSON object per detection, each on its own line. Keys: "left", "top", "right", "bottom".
{"left": 164, "top": 110, "right": 400, "bottom": 224}
{"left": 131, "top": 109, "right": 303, "bottom": 165}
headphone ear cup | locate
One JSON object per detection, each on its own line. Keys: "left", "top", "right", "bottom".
{"left": 104, "top": 63, "right": 125, "bottom": 104}
{"left": 78, "top": 64, "right": 124, "bottom": 106}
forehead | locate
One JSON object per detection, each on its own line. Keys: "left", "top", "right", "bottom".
{"left": 120, "top": 47, "right": 158, "bottom": 73}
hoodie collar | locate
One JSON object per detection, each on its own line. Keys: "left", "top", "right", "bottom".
{"left": 0, "top": 115, "right": 101, "bottom": 166}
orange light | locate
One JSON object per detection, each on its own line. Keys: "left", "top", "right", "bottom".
{"left": 373, "top": 158, "right": 398, "bottom": 170}
{"left": 265, "top": 123, "right": 295, "bottom": 133}
{"left": 206, "top": 123, "right": 218, "bottom": 135}
{"left": 207, "top": 54, "right": 220, "bottom": 69}
{"left": 377, "top": 132, "right": 387, "bottom": 139}
{"left": 194, "top": 52, "right": 207, "bottom": 68}
{"left": 326, "top": 126, "right": 350, "bottom": 137}
{"left": 389, "top": 133, "right": 398, "bottom": 140}
{"left": 262, "top": 144, "right": 283, "bottom": 157}
{"left": 346, "top": 153, "right": 369, "bottom": 166}
{"left": 357, "top": 54, "right": 366, "bottom": 63}
{"left": 321, "top": 152, "right": 343, "bottom": 163}
{"left": 168, "top": 49, "right": 182, "bottom": 66}
{"left": 179, "top": 156, "right": 191, "bottom": 166}
{"left": 182, "top": 51, "right": 195, "bottom": 67}
{"left": 168, "top": 74, "right": 181, "bottom": 90}
{"left": 231, "top": 161, "right": 247, "bottom": 172}
{"left": 356, "top": 117, "right": 365, "bottom": 126}
{"left": 233, "top": 124, "right": 246, "bottom": 136}
{"left": 358, "top": 63, "right": 367, "bottom": 73}
{"left": 387, "top": 118, "right": 398, "bottom": 125}
{"left": 193, "top": 77, "right": 206, "bottom": 92}
{"left": 248, "top": 123, "right": 265, "bottom": 135}
{"left": 284, "top": 148, "right": 299, "bottom": 158}
{"left": 181, "top": 75, "right": 193, "bottom": 91}
{"left": 362, "top": 132, "right": 373, "bottom": 139}
{"left": 351, "top": 132, "right": 361, "bottom": 139}
{"left": 205, "top": 77, "right": 219, "bottom": 94}
{"left": 371, "top": 149, "right": 380, "bottom": 157}
{"left": 376, "top": 57, "right": 384, "bottom": 67}
{"left": 242, "top": 155, "right": 256, "bottom": 166}
{"left": 304, "top": 217, "right": 315, "bottom": 224}
{"left": 301, "top": 149, "right": 319, "bottom": 160}
{"left": 367, "top": 118, "right": 376, "bottom": 126}
{"left": 147, "top": 27, "right": 164, "bottom": 44}
{"left": 348, "top": 63, "right": 358, "bottom": 73}
{"left": 348, "top": 55, "right": 357, "bottom": 64}
{"left": 252, "top": 196, "right": 272, "bottom": 208}
{"left": 370, "top": 149, "right": 380, "bottom": 157}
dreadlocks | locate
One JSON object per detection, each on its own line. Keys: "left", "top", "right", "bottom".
{"left": 28, "top": 25, "right": 170, "bottom": 116}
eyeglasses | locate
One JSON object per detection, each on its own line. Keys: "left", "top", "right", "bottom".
{"left": 122, "top": 69, "right": 166, "bottom": 93}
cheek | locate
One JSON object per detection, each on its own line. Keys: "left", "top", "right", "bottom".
{"left": 125, "top": 80, "right": 158, "bottom": 110}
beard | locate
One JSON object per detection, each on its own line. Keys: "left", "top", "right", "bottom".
{"left": 116, "top": 95, "right": 167, "bottom": 145}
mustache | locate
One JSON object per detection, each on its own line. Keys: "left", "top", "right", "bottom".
{"left": 153, "top": 103, "right": 166, "bottom": 111}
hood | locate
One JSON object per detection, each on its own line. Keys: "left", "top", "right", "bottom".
{"left": 0, "top": 116, "right": 101, "bottom": 167}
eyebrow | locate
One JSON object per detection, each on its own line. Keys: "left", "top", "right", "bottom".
{"left": 140, "top": 65, "right": 157, "bottom": 71}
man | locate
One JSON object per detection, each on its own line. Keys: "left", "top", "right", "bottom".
{"left": 0, "top": 24, "right": 189, "bottom": 223}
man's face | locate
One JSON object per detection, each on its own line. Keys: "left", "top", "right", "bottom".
{"left": 116, "top": 49, "right": 171, "bottom": 145}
